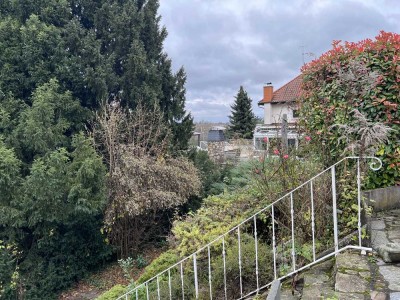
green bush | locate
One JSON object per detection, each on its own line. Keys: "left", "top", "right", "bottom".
{"left": 187, "top": 149, "right": 224, "bottom": 199}
{"left": 300, "top": 31, "right": 400, "bottom": 187}
{"left": 96, "top": 284, "right": 126, "bottom": 300}
{"left": 127, "top": 234, "right": 273, "bottom": 300}
{"left": 136, "top": 250, "right": 179, "bottom": 284}
{"left": 206, "top": 234, "right": 273, "bottom": 299}
{"left": 171, "top": 191, "right": 254, "bottom": 258}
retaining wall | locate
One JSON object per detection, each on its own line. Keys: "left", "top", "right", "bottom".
{"left": 363, "top": 186, "right": 400, "bottom": 212}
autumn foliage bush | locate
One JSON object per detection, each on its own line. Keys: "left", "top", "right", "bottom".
{"left": 300, "top": 31, "right": 400, "bottom": 187}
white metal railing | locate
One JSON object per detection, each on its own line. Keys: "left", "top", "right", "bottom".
{"left": 117, "top": 156, "right": 382, "bottom": 300}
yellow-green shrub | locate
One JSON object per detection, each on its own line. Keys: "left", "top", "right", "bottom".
{"left": 96, "top": 284, "right": 126, "bottom": 300}
{"left": 136, "top": 250, "right": 179, "bottom": 284}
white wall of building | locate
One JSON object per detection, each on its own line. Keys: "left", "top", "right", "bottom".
{"left": 264, "top": 103, "right": 297, "bottom": 125}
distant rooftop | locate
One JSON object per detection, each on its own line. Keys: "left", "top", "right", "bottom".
{"left": 259, "top": 74, "right": 303, "bottom": 104}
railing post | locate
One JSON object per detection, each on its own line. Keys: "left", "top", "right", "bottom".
{"left": 331, "top": 166, "right": 339, "bottom": 253}
{"left": 290, "top": 193, "right": 296, "bottom": 272}
{"left": 157, "top": 276, "right": 160, "bottom": 300}
{"left": 237, "top": 227, "right": 243, "bottom": 297}
{"left": 208, "top": 245, "right": 213, "bottom": 300}
{"left": 146, "top": 283, "right": 149, "bottom": 300}
{"left": 168, "top": 269, "right": 172, "bottom": 300}
{"left": 193, "top": 253, "right": 199, "bottom": 298}
{"left": 254, "top": 215, "right": 259, "bottom": 292}
{"left": 222, "top": 237, "right": 227, "bottom": 300}
{"left": 271, "top": 205, "right": 277, "bottom": 279}
{"left": 357, "top": 158, "right": 366, "bottom": 255}
{"left": 310, "top": 180, "right": 316, "bottom": 262}
{"left": 180, "top": 262, "right": 185, "bottom": 300}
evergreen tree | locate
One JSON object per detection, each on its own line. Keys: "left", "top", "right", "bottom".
{"left": 228, "top": 86, "right": 256, "bottom": 139}
{"left": 0, "top": 0, "right": 194, "bottom": 297}
{"left": 0, "top": 81, "right": 109, "bottom": 299}
{"left": 0, "top": 0, "right": 193, "bottom": 150}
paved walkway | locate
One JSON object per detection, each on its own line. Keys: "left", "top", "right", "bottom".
{"left": 371, "top": 209, "right": 400, "bottom": 300}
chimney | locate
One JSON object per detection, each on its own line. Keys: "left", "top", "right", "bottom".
{"left": 263, "top": 85, "right": 273, "bottom": 103}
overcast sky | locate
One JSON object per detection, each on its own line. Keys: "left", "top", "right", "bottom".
{"left": 159, "top": 0, "right": 400, "bottom": 122}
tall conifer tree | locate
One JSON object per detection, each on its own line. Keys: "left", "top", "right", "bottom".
{"left": 228, "top": 86, "right": 256, "bottom": 139}
{"left": 0, "top": 0, "right": 194, "bottom": 297}
{"left": 0, "top": 0, "right": 193, "bottom": 151}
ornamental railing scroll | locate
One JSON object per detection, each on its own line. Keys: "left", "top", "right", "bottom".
{"left": 117, "top": 156, "right": 382, "bottom": 300}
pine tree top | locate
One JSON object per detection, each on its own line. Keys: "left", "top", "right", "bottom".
{"left": 227, "top": 86, "right": 256, "bottom": 139}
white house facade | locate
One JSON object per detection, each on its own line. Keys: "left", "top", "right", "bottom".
{"left": 254, "top": 75, "right": 302, "bottom": 151}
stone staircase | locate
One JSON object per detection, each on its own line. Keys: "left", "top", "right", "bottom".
{"left": 269, "top": 208, "right": 400, "bottom": 300}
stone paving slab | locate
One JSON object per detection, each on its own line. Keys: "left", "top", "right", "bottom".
{"left": 391, "top": 292, "right": 400, "bottom": 300}
{"left": 388, "top": 231, "right": 400, "bottom": 240}
{"left": 378, "top": 265, "right": 400, "bottom": 291}
{"left": 371, "top": 220, "right": 386, "bottom": 230}
{"left": 303, "top": 285, "right": 336, "bottom": 299}
{"left": 336, "top": 292, "right": 365, "bottom": 299}
{"left": 336, "top": 251, "right": 370, "bottom": 271}
{"left": 376, "top": 242, "right": 400, "bottom": 263}
{"left": 335, "top": 268, "right": 368, "bottom": 294}
{"left": 372, "top": 209, "right": 400, "bottom": 297}
{"left": 334, "top": 251, "right": 371, "bottom": 300}
{"left": 371, "top": 230, "right": 390, "bottom": 248}
{"left": 371, "top": 290, "right": 387, "bottom": 300}
{"left": 280, "top": 258, "right": 335, "bottom": 299}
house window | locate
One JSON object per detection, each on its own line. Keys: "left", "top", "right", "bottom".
{"left": 288, "top": 138, "right": 296, "bottom": 148}
{"left": 255, "top": 138, "right": 263, "bottom": 150}
{"left": 293, "top": 109, "right": 299, "bottom": 118}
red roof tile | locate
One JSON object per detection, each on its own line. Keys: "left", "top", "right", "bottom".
{"left": 259, "top": 74, "right": 303, "bottom": 104}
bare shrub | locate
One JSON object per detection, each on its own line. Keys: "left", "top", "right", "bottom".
{"left": 92, "top": 100, "right": 201, "bottom": 257}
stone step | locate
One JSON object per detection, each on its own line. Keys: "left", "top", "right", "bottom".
{"left": 335, "top": 251, "right": 374, "bottom": 299}
{"left": 280, "top": 258, "right": 336, "bottom": 299}
{"left": 276, "top": 250, "right": 390, "bottom": 300}
{"left": 370, "top": 209, "right": 400, "bottom": 300}
{"left": 259, "top": 209, "right": 400, "bottom": 300}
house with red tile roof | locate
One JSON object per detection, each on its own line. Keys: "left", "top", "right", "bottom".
{"left": 253, "top": 74, "right": 302, "bottom": 150}
{"left": 258, "top": 74, "right": 302, "bottom": 125}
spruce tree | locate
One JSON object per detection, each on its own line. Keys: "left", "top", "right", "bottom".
{"left": 228, "top": 86, "right": 256, "bottom": 139}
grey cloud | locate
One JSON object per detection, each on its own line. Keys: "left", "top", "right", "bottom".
{"left": 186, "top": 97, "right": 231, "bottom": 123}
{"left": 159, "top": 0, "right": 400, "bottom": 122}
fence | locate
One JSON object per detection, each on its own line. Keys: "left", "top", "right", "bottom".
{"left": 117, "top": 156, "right": 382, "bottom": 300}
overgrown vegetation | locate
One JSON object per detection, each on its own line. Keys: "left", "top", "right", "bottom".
{"left": 300, "top": 31, "right": 399, "bottom": 187}
{"left": 93, "top": 101, "right": 201, "bottom": 258}
{"left": 113, "top": 148, "right": 324, "bottom": 298}
{"left": 1, "top": 1, "right": 397, "bottom": 298}
{"left": 109, "top": 125, "right": 383, "bottom": 299}
{"left": 0, "top": 0, "right": 195, "bottom": 298}
{"left": 96, "top": 285, "right": 127, "bottom": 300}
